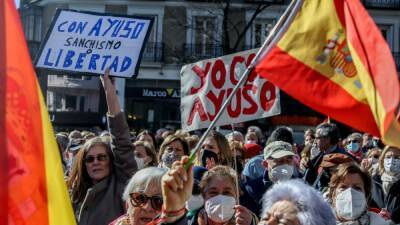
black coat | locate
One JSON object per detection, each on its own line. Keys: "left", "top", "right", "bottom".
{"left": 370, "top": 174, "right": 400, "bottom": 223}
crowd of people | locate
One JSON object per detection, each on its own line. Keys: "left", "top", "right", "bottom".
{"left": 55, "top": 70, "right": 400, "bottom": 225}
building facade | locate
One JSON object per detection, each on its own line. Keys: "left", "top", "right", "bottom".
{"left": 19, "top": 0, "right": 400, "bottom": 133}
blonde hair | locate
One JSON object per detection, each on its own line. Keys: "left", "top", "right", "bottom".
{"left": 378, "top": 146, "right": 400, "bottom": 175}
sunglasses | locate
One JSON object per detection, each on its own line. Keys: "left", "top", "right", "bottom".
{"left": 129, "top": 192, "right": 163, "bottom": 211}
{"left": 84, "top": 154, "right": 109, "bottom": 163}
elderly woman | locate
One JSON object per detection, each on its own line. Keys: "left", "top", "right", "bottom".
{"left": 158, "top": 134, "right": 190, "bottom": 169}
{"left": 370, "top": 146, "right": 400, "bottom": 223}
{"left": 109, "top": 167, "right": 166, "bottom": 225}
{"left": 160, "top": 159, "right": 257, "bottom": 225}
{"left": 197, "top": 130, "right": 233, "bottom": 169}
{"left": 133, "top": 141, "right": 158, "bottom": 169}
{"left": 327, "top": 163, "right": 394, "bottom": 225}
{"left": 67, "top": 69, "right": 138, "bottom": 225}
{"left": 260, "top": 179, "right": 336, "bottom": 225}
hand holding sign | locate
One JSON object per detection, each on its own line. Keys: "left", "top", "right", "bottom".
{"left": 100, "top": 68, "right": 121, "bottom": 116}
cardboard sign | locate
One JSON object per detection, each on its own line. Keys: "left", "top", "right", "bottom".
{"left": 181, "top": 49, "right": 281, "bottom": 131}
{"left": 35, "top": 9, "right": 153, "bottom": 78}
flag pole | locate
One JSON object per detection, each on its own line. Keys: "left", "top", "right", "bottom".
{"left": 185, "top": 0, "right": 302, "bottom": 169}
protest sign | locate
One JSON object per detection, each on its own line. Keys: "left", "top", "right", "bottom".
{"left": 35, "top": 9, "right": 153, "bottom": 78}
{"left": 181, "top": 49, "right": 281, "bottom": 131}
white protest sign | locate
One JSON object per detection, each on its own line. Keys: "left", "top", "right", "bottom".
{"left": 181, "top": 49, "right": 281, "bottom": 131}
{"left": 35, "top": 9, "right": 153, "bottom": 78}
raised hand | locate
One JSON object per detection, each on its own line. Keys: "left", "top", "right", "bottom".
{"left": 161, "top": 156, "right": 194, "bottom": 222}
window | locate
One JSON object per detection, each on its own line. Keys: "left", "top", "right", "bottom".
{"left": 194, "top": 16, "right": 217, "bottom": 56}
{"left": 377, "top": 24, "right": 394, "bottom": 50}
{"left": 54, "top": 93, "right": 63, "bottom": 112}
{"left": 253, "top": 19, "right": 275, "bottom": 47}
{"left": 79, "top": 96, "right": 85, "bottom": 112}
{"left": 20, "top": 6, "right": 42, "bottom": 42}
{"left": 65, "top": 95, "right": 77, "bottom": 112}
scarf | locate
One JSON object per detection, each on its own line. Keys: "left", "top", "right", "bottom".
{"left": 381, "top": 172, "right": 400, "bottom": 195}
{"left": 336, "top": 211, "right": 369, "bottom": 225}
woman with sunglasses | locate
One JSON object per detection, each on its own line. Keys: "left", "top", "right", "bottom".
{"left": 110, "top": 167, "right": 166, "bottom": 225}
{"left": 67, "top": 69, "right": 138, "bottom": 225}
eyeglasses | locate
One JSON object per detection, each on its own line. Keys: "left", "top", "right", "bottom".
{"left": 129, "top": 192, "right": 163, "bottom": 211}
{"left": 349, "top": 140, "right": 358, "bottom": 144}
{"left": 84, "top": 154, "right": 109, "bottom": 163}
{"left": 371, "top": 155, "right": 380, "bottom": 159}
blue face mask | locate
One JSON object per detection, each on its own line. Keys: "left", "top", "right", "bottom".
{"left": 347, "top": 142, "right": 360, "bottom": 153}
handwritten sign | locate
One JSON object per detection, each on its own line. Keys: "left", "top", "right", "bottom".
{"left": 181, "top": 49, "right": 281, "bottom": 131}
{"left": 35, "top": 9, "right": 153, "bottom": 78}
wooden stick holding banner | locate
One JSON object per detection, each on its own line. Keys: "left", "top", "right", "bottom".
{"left": 184, "top": 0, "right": 300, "bottom": 170}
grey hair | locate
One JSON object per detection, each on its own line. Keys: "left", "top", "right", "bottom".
{"left": 122, "top": 167, "right": 166, "bottom": 201}
{"left": 261, "top": 179, "right": 336, "bottom": 225}
{"left": 225, "top": 131, "right": 244, "bottom": 142}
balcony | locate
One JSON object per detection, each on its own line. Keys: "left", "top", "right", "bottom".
{"left": 183, "top": 43, "right": 224, "bottom": 62}
{"left": 362, "top": 0, "right": 400, "bottom": 9}
{"left": 141, "top": 42, "right": 164, "bottom": 63}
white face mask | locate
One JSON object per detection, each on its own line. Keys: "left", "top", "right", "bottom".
{"left": 186, "top": 195, "right": 204, "bottom": 212}
{"left": 269, "top": 164, "right": 294, "bottom": 183}
{"left": 369, "top": 157, "right": 379, "bottom": 165}
{"left": 135, "top": 156, "right": 145, "bottom": 170}
{"left": 384, "top": 158, "right": 400, "bottom": 174}
{"left": 205, "top": 195, "right": 236, "bottom": 223}
{"left": 335, "top": 188, "right": 366, "bottom": 220}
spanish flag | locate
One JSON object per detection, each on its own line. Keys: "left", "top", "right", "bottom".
{"left": 255, "top": 0, "right": 400, "bottom": 147}
{"left": 1, "top": 1, "right": 76, "bottom": 224}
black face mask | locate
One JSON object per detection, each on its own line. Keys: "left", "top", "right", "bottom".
{"left": 201, "top": 149, "right": 219, "bottom": 167}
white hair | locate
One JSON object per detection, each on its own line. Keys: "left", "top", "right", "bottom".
{"left": 122, "top": 167, "right": 166, "bottom": 201}
{"left": 261, "top": 179, "right": 336, "bottom": 225}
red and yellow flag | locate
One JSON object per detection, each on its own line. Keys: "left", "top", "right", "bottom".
{"left": 1, "top": 0, "right": 76, "bottom": 224}
{"left": 255, "top": 0, "right": 400, "bottom": 147}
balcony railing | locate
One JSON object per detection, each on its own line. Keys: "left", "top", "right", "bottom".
{"left": 142, "top": 42, "right": 164, "bottom": 63}
{"left": 183, "top": 43, "right": 224, "bottom": 62}
{"left": 362, "top": 0, "right": 400, "bottom": 9}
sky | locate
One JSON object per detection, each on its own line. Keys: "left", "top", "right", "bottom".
{"left": 15, "top": 0, "right": 20, "bottom": 8}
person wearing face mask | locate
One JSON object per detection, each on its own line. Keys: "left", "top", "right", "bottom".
{"left": 243, "top": 141, "right": 298, "bottom": 214}
{"left": 159, "top": 160, "right": 258, "bottom": 225}
{"left": 370, "top": 146, "right": 400, "bottom": 224}
{"left": 133, "top": 141, "right": 158, "bottom": 169}
{"left": 158, "top": 135, "right": 189, "bottom": 169}
{"left": 345, "top": 133, "right": 364, "bottom": 163}
{"left": 196, "top": 130, "right": 233, "bottom": 169}
{"left": 327, "top": 163, "right": 394, "bottom": 225}
{"left": 360, "top": 148, "right": 381, "bottom": 175}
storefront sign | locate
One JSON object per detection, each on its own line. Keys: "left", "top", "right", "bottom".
{"left": 126, "top": 87, "right": 180, "bottom": 99}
